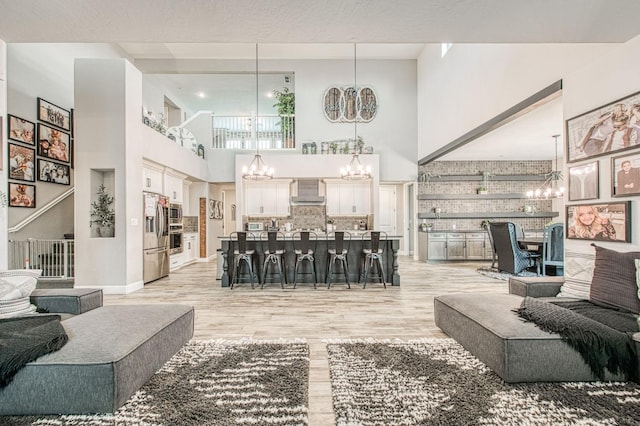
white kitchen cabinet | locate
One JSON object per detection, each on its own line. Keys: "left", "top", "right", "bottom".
{"left": 164, "top": 174, "right": 183, "bottom": 203}
{"left": 245, "top": 181, "right": 290, "bottom": 216}
{"left": 183, "top": 233, "right": 198, "bottom": 264}
{"left": 170, "top": 253, "right": 183, "bottom": 271}
{"left": 326, "top": 182, "right": 370, "bottom": 215}
{"left": 142, "top": 166, "right": 163, "bottom": 194}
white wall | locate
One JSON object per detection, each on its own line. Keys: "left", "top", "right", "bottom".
{"left": 563, "top": 34, "right": 640, "bottom": 254}
{"left": 139, "top": 58, "right": 418, "bottom": 182}
{"left": 6, "top": 44, "right": 124, "bottom": 231}
{"left": 417, "top": 43, "right": 613, "bottom": 160}
{"left": 0, "top": 40, "right": 7, "bottom": 269}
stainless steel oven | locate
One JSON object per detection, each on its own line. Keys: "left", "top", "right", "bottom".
{"left": 169, "top": 203, "right": 183, "bottom": 224}
{"left": 169, "top": 225, "right": 183, "bottom": 254}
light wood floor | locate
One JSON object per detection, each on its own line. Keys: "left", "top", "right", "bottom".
{"left": 104, "top": 256, "right": 508, "bottom": 426}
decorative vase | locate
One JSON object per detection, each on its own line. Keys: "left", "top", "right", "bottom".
{"left": 99, "top": 226, "right": 115, "bottom": 238}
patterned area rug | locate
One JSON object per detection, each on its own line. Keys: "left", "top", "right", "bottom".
{"left": 476, "top": 266, "right": 538, "bottom": 281}
{"left": 4, "top": 339, "right": 309, "bottom": 426}
{"left": 327, "top": 338, "right": 640, "bottom": 425}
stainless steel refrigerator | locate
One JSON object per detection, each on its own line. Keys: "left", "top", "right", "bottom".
{"left": 143, "top": 192, "right": 170, "bottom": 283}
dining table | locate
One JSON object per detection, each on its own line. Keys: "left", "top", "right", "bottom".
{"left": 517, "top": 237, "right": 544, "bottom": 253}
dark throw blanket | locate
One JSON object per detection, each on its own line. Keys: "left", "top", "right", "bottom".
{"left": 0, "top": 315, "right": 68, "bottom": 388}
{"left": 516, "top": 297, "right": 638, "bottom": 382}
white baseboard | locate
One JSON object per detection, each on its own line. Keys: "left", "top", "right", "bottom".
{"left": 76, "top": 279, "right": 144, "bottom": 295}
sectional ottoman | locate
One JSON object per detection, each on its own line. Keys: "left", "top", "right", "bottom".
{"left": 434, "top": 277, "right": 639, "bottom": 383}
{"left": 0, "top": 289, "right": 194, "bottom": 415}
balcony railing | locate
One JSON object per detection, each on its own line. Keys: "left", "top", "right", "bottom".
{"left": 8, "top": 239, "right": 75, "bottom": 279}
{"left": 212, "top": 114, "right": 294, "bottom": 150}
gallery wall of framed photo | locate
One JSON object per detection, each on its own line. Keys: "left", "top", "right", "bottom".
{"left": 6, "top": 98, "right": 73, "bottom": 208}
{"left": 565, "top": 90, "right": 640, "bottom": 244}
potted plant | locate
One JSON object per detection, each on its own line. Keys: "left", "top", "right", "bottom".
{"left": 477, "top": 186, "right": 488, "bottom": 195}
{"left": 273, "top": 87, "right": 295, "bottom": 148}
{"left": 329, "top": 142, "right": 338, "bottom": 154}
{"left": 90, "top": 184, "right": 115, "bottom": 237}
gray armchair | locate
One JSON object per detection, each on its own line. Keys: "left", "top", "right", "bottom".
{"left": 489, "top": 222, "right": 540, "bottom": 275}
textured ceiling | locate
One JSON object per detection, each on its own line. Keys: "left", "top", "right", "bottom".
{"left": 1, "top": 0, "right": 640, "bottom": 44}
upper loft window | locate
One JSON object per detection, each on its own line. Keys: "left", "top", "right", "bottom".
{"left": 441, "top": 43, "right": 453, "bottom": 58}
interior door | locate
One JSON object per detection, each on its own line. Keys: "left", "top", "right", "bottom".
{"left": 378, "top": 185, "right": 396, "bottom": 235}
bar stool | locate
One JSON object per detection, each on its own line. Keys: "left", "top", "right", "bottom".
{"left": 292, "top": 231, "right": 318, "bottom": 288}
{"left": 229, "top": 231, "right": 258, "bottom": 289}
{"left": 260, "top": 231, "right": 287, "bottom": 289}
{"left": 360, "top": 231, "right": 387, "bottom": 288}
{"left": 327, "top": 231, "right": 351, "bottom": 289}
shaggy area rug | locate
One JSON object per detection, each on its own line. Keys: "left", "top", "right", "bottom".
{"left": 476, "top": 266, "right": 538, "bottom": 281}
{"left": 3, "top": 339, "right": 309, "bottom": 426}
{"left": 327, "top": 338, "right": 640, "bottom": 426}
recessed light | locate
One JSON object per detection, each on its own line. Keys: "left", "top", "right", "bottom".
{"left": 266, "top": 92, "right": 273, "bottom": 98}
{"left": 197, "top": 92, "right": 206, "bottom": 98}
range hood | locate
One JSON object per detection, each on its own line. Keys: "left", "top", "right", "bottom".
{"left": 290, "top": 179, "right": 325, "bottom": 204}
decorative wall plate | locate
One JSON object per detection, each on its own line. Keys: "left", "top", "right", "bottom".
{"left": 323, "top": 85, "right": 377, "bottom": 123}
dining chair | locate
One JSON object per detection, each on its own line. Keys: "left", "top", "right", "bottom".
{"left": 229, "top": 231, "right": 258, "bottom": 289}
{"left": 327, "top": 231, "right": 351, "bottom": 289}
{"left": 541, "top": 223, "right": 564, "bottom": 276}
{"left": 292, "top": 231, "right": 318, "bottom": 288}
{"left": 260, "top": 231, "right": 287, "bottom": 289}
{"left": 485, "top": 223, "right": 498, "bottom": 269}
{"left": 359, "top": 231, "right": 388, "bottom": 288}
{"left": 489, "top": 222, "right": 540, "bottom": 276}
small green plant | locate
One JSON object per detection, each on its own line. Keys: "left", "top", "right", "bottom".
{"left": 90, "top": 184, "right": 115, "bottom": 228}
{"left": 329, "top": 142, "right": 338, "bottom": 154}
{"left": 273, "top": 87, "right": 295, "bottom": 141}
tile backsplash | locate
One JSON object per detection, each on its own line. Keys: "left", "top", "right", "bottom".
{"left": 418, "top": 160, "right": 557, "bottom": 231}
{"left": 183, "top": 216, "right": 198, "bottom": 233}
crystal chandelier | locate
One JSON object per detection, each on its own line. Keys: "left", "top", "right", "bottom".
{"left": 526, "top": 134, "right": 564, "bottom": 199}
{"left": 243, "top": 44, "right": 273, "bottom": 180}
{"left": 340, "top": 44, "right": 371, "bottom": 181}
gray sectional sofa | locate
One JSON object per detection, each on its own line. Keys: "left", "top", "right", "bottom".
{"left": 435, "top": 276, "right": 640, "bottom": 383}
{"left": 0, "top": 288, "right": 194, "bottom": 415}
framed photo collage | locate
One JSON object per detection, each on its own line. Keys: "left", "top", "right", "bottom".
{"left": 565, "top": 90, "right": 640, "bottom": 243}
{"left": 6, "top": 98, "right": 72, "bottom": 208}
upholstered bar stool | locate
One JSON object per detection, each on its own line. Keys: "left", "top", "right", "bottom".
{"left": 229, "top": 231, "right": 257, "bottom": 289}
{"left": 292, "top": 231, "right": 318, "bottom": 288}
{"left": 260, "top": 231, "right": 287, "bottom": 289}
{"left": 327, "top": 231, "right": 351, "bottom": 289}
{"left": 360, "top": 231, "right": 387, "bottom": 288}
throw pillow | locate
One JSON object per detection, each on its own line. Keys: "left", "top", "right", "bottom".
{"left": 0, "top": 269, "right": 42, "bottom": 318}
{"left": 590, "top": 245, "right": 640, "bottom": 313}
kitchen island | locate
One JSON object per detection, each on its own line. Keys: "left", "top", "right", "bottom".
{"left": 219, "top": 233, "right": 400, "bottom": 287}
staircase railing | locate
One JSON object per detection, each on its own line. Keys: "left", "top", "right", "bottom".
{"left": 8, "top": 239, "right": 75, "bottom": 279}
{"left": 8, "top": 187, "right": 75, "bottom": 234}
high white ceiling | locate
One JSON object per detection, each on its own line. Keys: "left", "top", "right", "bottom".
{"left": 2, "top": 0, "right": 639, "bottom": 44}
{"left": 2, "top": 0, "right": 639, "bottom": 161}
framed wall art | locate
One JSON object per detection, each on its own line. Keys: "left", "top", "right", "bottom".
{"left": 566, "top": 201, "right": 631, "bottom": 243}
{"left": 8, "top": 182, "right": 36, "bottom": 208}
{"left": 7, "top": 114, "right": 36, "bottom": 146}
{"left": 37, "top": 98, "right": 71, "bottom": 132}
{"left": 565, "top": 90, "right": 640, "bottom": 163}
{"left": 209, "top": 199, "right": 223, "bottom": 220}
{"left": 612, "top": 152, "right": 640, "bottom": 197}
{"left": 8, "top": 143, "right": 35, "bottom": 182}
{"left": 38, "top": 123, "right": 71, "bottom": 163}
{"left": 37, "top": 159, "right": 70, "bottom": 185}
{"left": 568, "top": 161, "right": 598, "bottom": 201}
